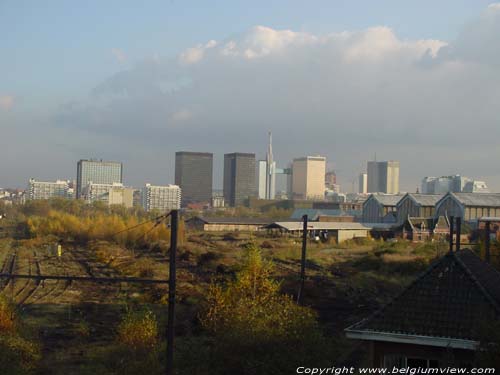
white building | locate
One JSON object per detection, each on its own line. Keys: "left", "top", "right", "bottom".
{"left": 142, "top": 184, "right": 181, "bottom": 212}
{"left": 82, "top": 182, "right": 134, "bottom": 207}
{"left": 292, "top": 156, "right": 326, "bottom": 200}
{"left": 421, "top": 175, "right": 489, "bottom": 194}
{"left": 358, "top": 173, "right": 368, "bottom": 194}
{"left": 27, "top": 178, "right": 70, "bottom": 200}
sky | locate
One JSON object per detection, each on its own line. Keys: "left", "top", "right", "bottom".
{"left": 1, "top": 1, "right": 500, "bottom": 192}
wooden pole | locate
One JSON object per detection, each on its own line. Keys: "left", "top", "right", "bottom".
{"left": 455, "top": 217, "right": 461, "bottom": 252}
{"left": 297, "top": 214, "right": 308, "bottom": 305}
{"left": 166, "top": 210, "right": 178, "bottom": 375}
{"left": 449, "top": 216, "right": 454, "bottom": 253}
{"left": 485, "top": 221, "right": 491, "bottom": 263}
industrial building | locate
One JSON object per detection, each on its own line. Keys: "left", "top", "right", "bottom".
{"left": 367, "top": 160, "right": 400, "bottom": 194}
{"left": 362, "top": 194, "right": 404, "bottom": 223}
{"left": 27, "top": 178, "right": 70, "bottom": 200}
{"left": 76, "top": 159, "right": 122, "bottom": 199}
{"left": 435, "top": 192, "right": 500, "bottom": 222}
{"left": 175, "top": 151, "right": 213, "bottom": 207}
{"left": 185, "top": 216, "right": 272, "bottom": 232}
{"left": 292, "top": 156, "right": 326, "bottom": 200}
{"left": 223, "top": 153, "right": 256, "bottom": 207}
{"left": 141, "top": 184, "right": 181, "bottom": 212}
{"left": 395, "top": 193, "right": 443, "bottom": 224}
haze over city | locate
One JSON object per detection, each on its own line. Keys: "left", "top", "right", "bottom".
{"left": 1, "top": 1, "right": 500, "bottom": 190}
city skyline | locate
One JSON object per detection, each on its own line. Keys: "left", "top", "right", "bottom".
{"left": 1, "top": 2, "right": 500, "bottom": 191}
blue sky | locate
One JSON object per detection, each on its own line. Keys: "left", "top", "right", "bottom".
{"left": 0, "top": 0, "right": 493, "bottom": 103}
{"left": 1, "top": 1, "right": 500, "bottom": 191}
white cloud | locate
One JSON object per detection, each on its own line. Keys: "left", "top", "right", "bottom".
{"left": 0, "top": 95, "right": 14, "bottom": 111}
{"left": 111, "top": 48, "right": 127, "bottom": 63}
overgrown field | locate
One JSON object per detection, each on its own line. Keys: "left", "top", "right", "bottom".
{"left": 0, "top": 199, "right": 489, "bottom": 373}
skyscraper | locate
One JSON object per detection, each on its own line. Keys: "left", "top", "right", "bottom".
{"left": 175, "top": 152, "right": 213, "bottom": 207}
{"left": 257, "top": 132, "right": 276, "bottom": 199}
{"left": 223, "top": 153, "right": 256, "bottom": 207}
{"left": 292, "top": 156, "right": 326, "bottom": 200}
{"left": 367, "top": 160, "right": 400, "bottom": 194}
{"left": 76, "top": 159, "right": 122, "bottom": 199}
{"left": 359, "top": 173, "right": 368, "bottom": 194}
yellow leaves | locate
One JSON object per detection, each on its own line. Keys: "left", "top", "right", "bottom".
{"left": 201, "top": 246, "right": 319, "bottom": 344}
{"left": 0, "top": 295, "right": 16, "bottom": 334}
{"left": 116, "top": 308, "right": 158, "bottom": 351}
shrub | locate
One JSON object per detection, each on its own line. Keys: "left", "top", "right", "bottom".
{"left": 117, "top": 307, "right": 158, "bottom": 351}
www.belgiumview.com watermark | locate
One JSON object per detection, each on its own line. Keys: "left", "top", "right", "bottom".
{"left": 296, "top": 367, "right": 496, "bottom": 374}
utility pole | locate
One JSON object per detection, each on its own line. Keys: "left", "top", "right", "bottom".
{"left": 455, "top": 217, "right": 461, "bottom": 252}
{"left": 297, "top": 214, "right": 308, "bottom": 306}
{"left": 485, "top": 221, "right": 491, "bottom": 263}
{"left": 166, "top": 210, "right": 178, "bottom": 375}
{"left": 449, "top": 216, "right": 454, "bottom": 253}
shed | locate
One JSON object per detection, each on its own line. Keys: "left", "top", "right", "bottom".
{"left": 362, "top": 194, "right": 404, "bottom": 223}
{"left": 185, "top": 216, "right": 272, "bottom": 232}
{"left": 435, "top": 192, "right": 500, "bottom": 222}
{"left": 396, "top": 193, "right": 443, "bottom": 224}
{"left": 263, "top": 221, "right": 393, "bottom": 243}
{"left": 345, "top": 249, "right": 500, "bottom": 368}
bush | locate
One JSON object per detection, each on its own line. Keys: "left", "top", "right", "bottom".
{"left": 117, "top": 307, "right": 158, "bottom": 351}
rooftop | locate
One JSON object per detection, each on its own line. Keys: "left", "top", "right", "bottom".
{"left": 366, "top": 194, "right": 405, "bottom": 206}
{"left": 399, "top": 193, "right": 443, "bottom": 207}
{"left": 346, "top": 250, "right": 500, "bottom": 348}
{"left": 450, "top": 192, "right": 500, "bottom": 207}
{"left": 188, "top": 216, "right": 273, "bottom": 225}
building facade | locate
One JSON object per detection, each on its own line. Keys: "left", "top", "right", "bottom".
{"left": 362, "top": 194, "right": 404, "bottom": 223}
{"left": 421, "top": 175, "right": 489, "bottom": 194}
{"left": 367, "top": 161, "right": 400, "bottom": 194}
{"left": 175, "top": 152, "right": 213, "bottom": 207}
{"left": 82, "top": 182, "right": 133, "bottom": 208}
{"left": 434, "top": 192, "right": 500, "bottom": 222}
{"left": 292, "top": 156, "right": 326, "bottom": 200}
{"left": 359, "top": 173, "right": 368, "bottom": 194}
{"left": 223, "top": 153, "right": 256, "bottom": 207}
{"left": 27, "top": 178, "right": 70, "bottom": 200}
{"left": 76, "top": 159, "right": 122, "bottom": 199}
{"left": 396, "top": 193, "right": 443, "bottom": 224}
{"left": 141, "top": 184, "right": 181, "bottom": 212}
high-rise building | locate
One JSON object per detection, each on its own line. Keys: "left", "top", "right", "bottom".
{"left": 422, "top": 175, "right": 489, "bottom": 194}
{"left": 223, "top": 153, "right": 256, "bottom": 207}
{"left": 27, "top": 178, "right": 70, "bottom": 200}
{"left": 325, "top": 170, "right": 337, "bottom": 189}
{"left": 82, "top": 182, "right": 133, "bottom": 207}
{"left": 359, "top": 173, "right": 368, "bottom": 194}
{"left": 76, "top": 159, "right": 122, "bottom": 199}
{"left": 175, "top": 152, "right": 213, "bottom": 207}
{"left": 367, "top": 160, "right": 400, "bottom": 194}
{"left": 292, "top": 156, "right": 326, "bottom": 200}
{"left": 141, "top": 184, "right": 181, "bottom": 212}
{"left": 257, "top": 132, "right": 276, "bottom": 200}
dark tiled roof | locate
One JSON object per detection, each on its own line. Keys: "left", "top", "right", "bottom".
{"left": 347, "top": 250, "right": 500, "bottom": 341}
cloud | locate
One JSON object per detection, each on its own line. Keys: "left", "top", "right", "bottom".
{"left": 53, "top": 4, "right": 500, "bottom": 190}
{"left": 111, "top": 48, "right": 127, "bottom": 63}
{"left": 0, "top": 95, "right": 14, "bottom": 111}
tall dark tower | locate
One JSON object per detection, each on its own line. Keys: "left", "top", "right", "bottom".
{"left": 223, "top": 153, "right": 256, "bottom": 207}
{"left": 175, "top": 152, "right": 213, "bottom": 207}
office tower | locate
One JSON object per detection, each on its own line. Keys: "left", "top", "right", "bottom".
{"left": 325, "top": 170, "right": 337, "bottom": 189}
{"left": 81, "top": 182, "right": 134, "bottom": 207}
{"left": 27, "top": 178, "right": 70, "bottom": 200}
{"left": 142, "top": 184, "right": 181, "bottom": 212}
{"left": 223, "top": 153, "right": 256, "bottom": 207}
{"left": 76, "top": 159, "right": 122, "bottom": 199}
{"left": 367, "top": 160, "right": 400, "bottom": 194}
{"left": 422, "top": 175, "right": 489, "bottom": 194}
{"left": 359, "top": 173, "right": 368, "bottom": 194}
{"left": 292, "top": 156, "right": 326, "bottom": 200}
{"left": 257, "top": 132, "right": 276, "bottom": 200}
{"left": 175, "top": 152, "right": 213, "bottom": 207}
